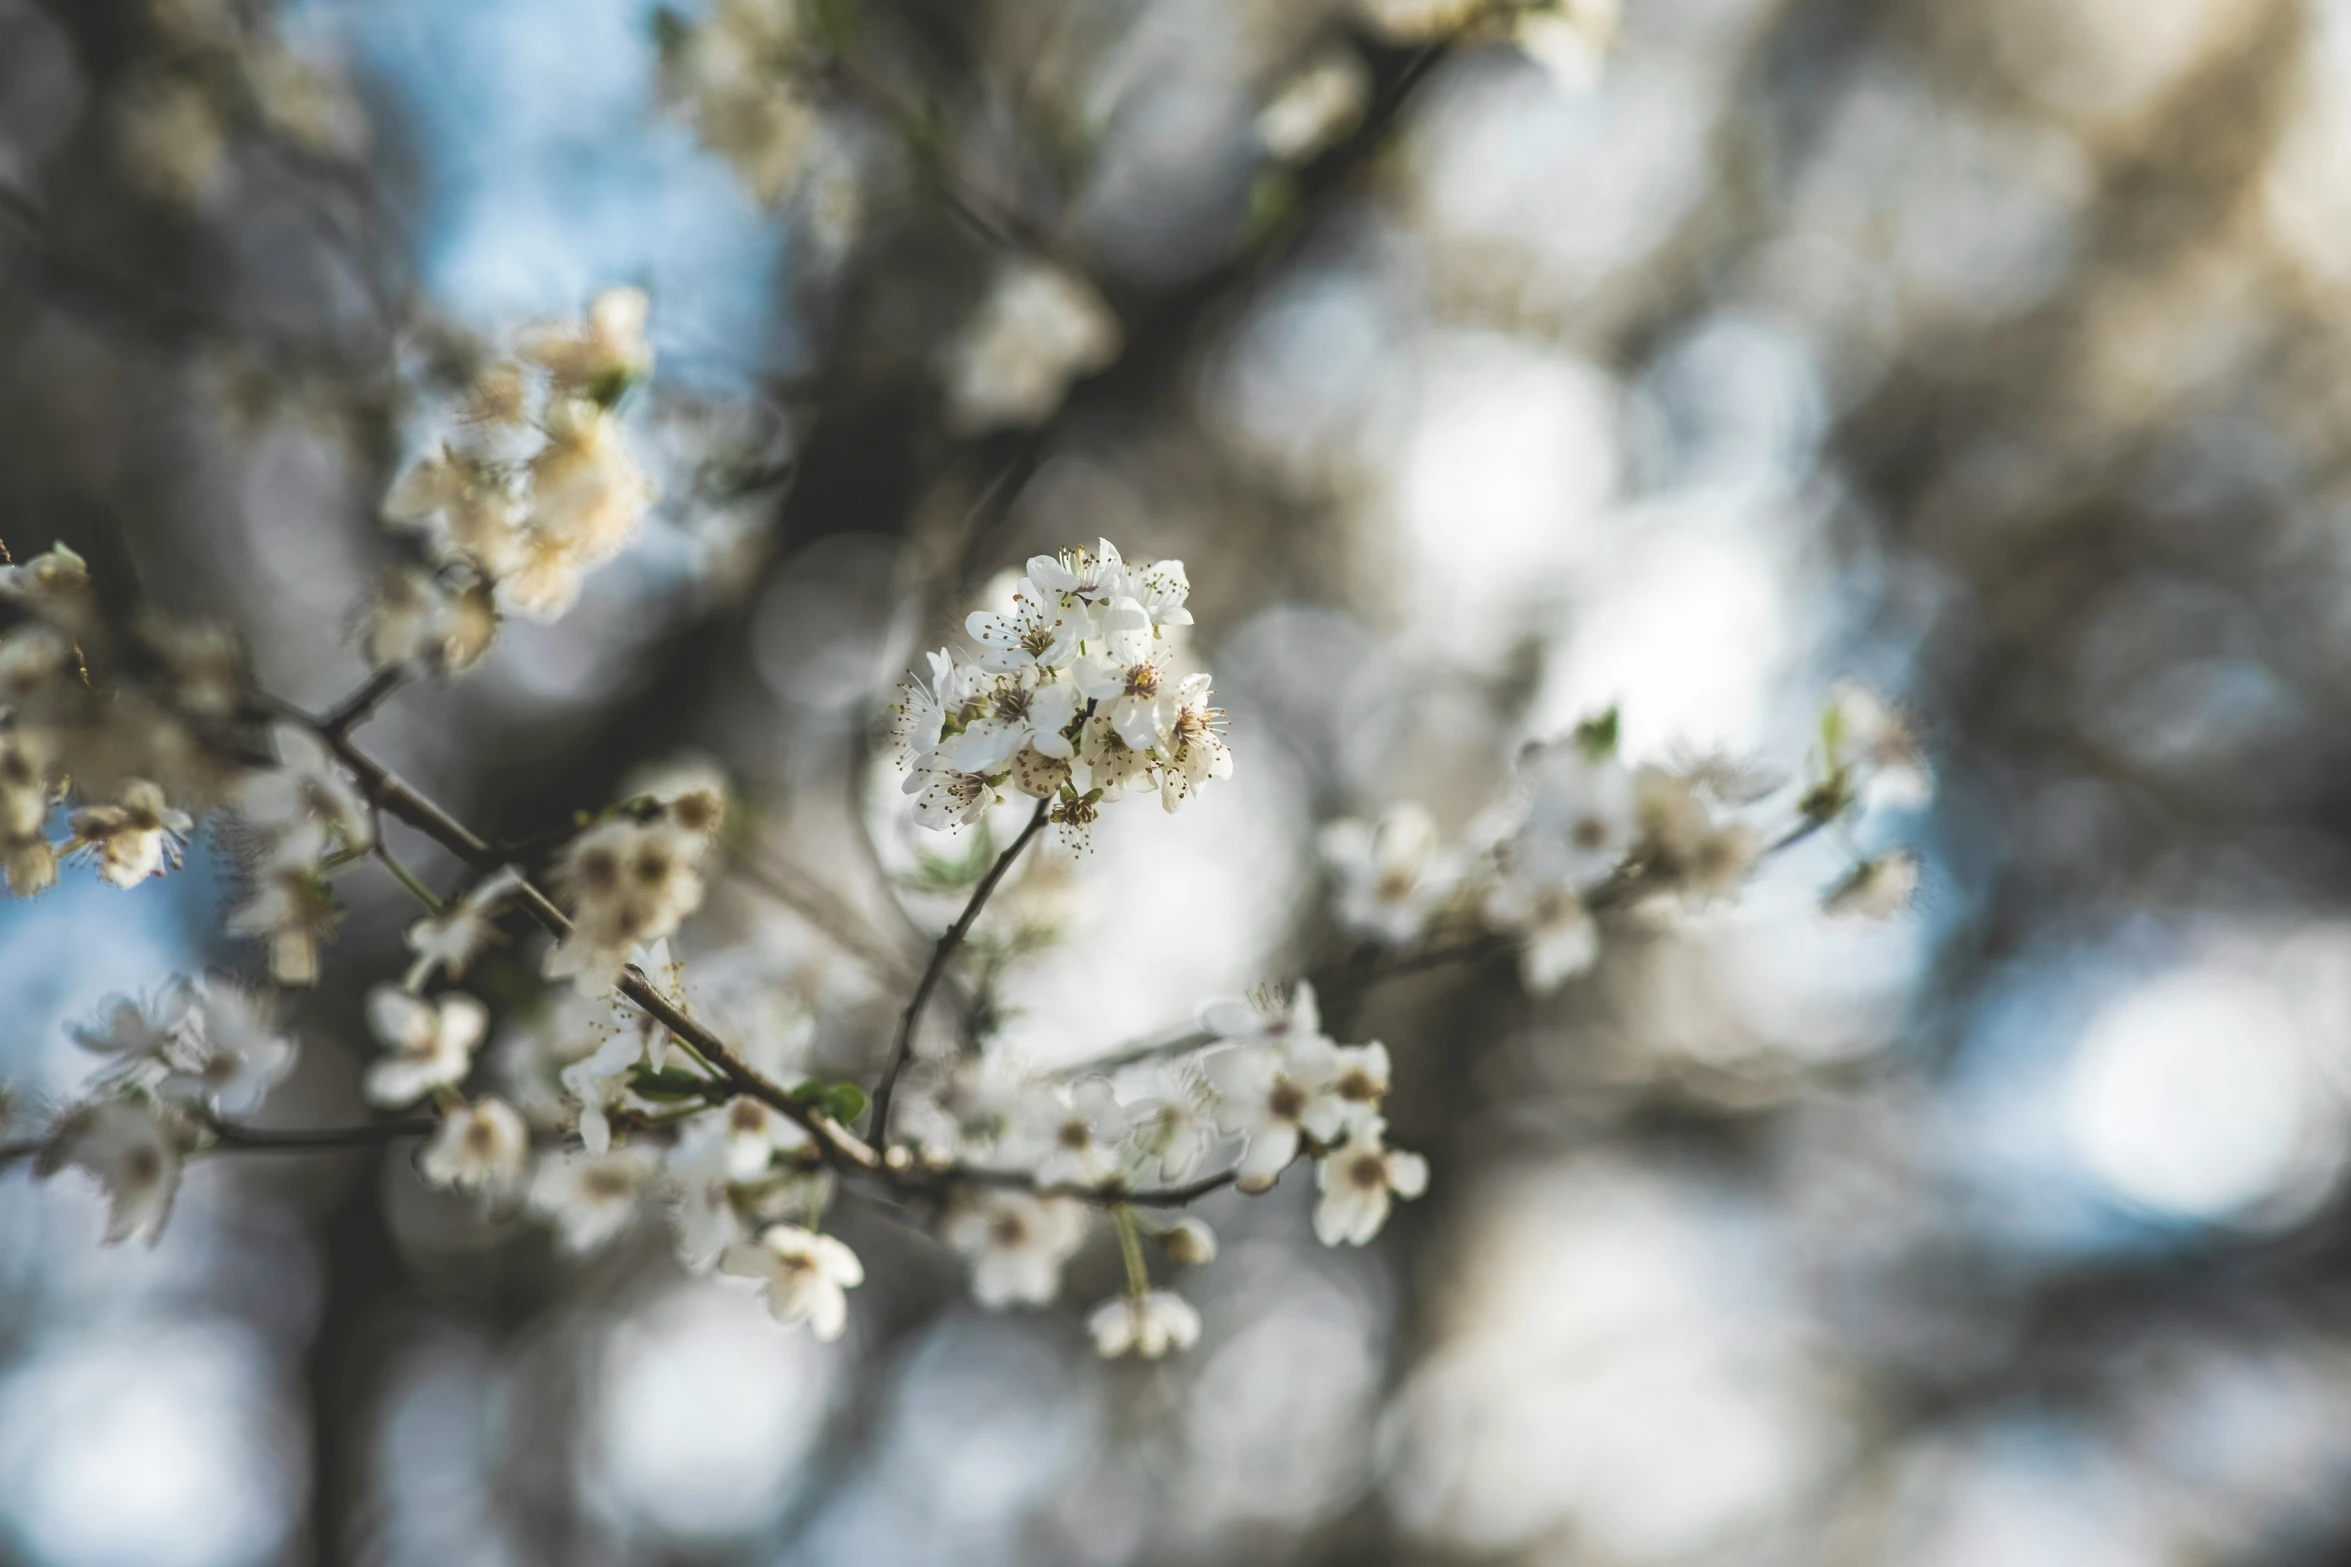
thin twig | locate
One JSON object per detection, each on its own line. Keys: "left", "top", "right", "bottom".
{"left": 870, "top": 798, "right": 1053, "bottom": 1143}
{"left": 207, "top": 1116, "right": 440, "bottom": 1152}
{"left": 322, "top": 666, "right": 409, "bottom": 738}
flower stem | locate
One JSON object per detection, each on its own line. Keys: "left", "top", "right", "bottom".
{"left": 869, "top": 797, "right": 1052, "bottom": 1146}
{"left": 1115, "top": 1203, "right": 1150, "bottom": 1297}
{"left": 373, "top": 840, "right": 443, "bottom": 914}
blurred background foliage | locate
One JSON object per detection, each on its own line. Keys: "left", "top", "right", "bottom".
{"left": 9, "top": 0, "right": 2351, "bottom": 1562}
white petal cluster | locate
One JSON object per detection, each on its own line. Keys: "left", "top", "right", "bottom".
{"left": 419, "top": 1097, "right": 530, "bottom": 1196}
{"left": 228, "top": 724, "right": 372, "bottom": 986}
{"left": 1088, "top": 1290, "right": 1202, "bottom": 1360}
{"left": 945, "top": 1188, "right": 1090, "bottom": 1308}
{"left": 893, "top": 540, "right": 1229, "bottom": 841}
{"left": 404, "top": 866, "right": 525, "bottom": 989}
{"left": 71, "top": 976, "right": 296, "bottom": 1119}
{"left": 545, "top": 785, "right": 726, "bottom": 997}
{"left": 363, "top": 987, "right": 489, "bottom": 1107}
{"left": 658, "top": 0, "right": 826, "bottom": 206}
{"left": 528, "top": 1146, "right": 657, "bottom": 1254}
{"left": 35, "top": 1098, "right": 185, "bottom": 1246}
{"left": 1322, "top": 803, "right": 1462, "bottom": 947}
{"left": 1202, "top": 982, "right": 1396, "bottom": 1197}
{"left": 941, "top": 262, "right": 1122, "bottom": 435}
{"left": 64, "top": 780, "right": 193, "bottom": 888}
{"left": 1312, "top": 1119, "right": 1429, "bottom": 1246}
{"left": 721, "top": 1224, "right": 864, "bottom": 1340}
{"left": 0, "top": 546, "right": 239, "bottom": 899}
{"left": 381, "top": 287, "right": 659, "bottom": 629}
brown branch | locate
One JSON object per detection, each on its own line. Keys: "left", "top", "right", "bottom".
{"left": 870, "top": 796, "right": 1053, "bottom": 1143}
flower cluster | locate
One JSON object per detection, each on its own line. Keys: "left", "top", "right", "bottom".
{"left": 34, "top": 977, "right": 296, "bottom": 1245}
{"left": 889, "top": 980, "right": 1424, "bottom": 1357}
{"left": 0, "top": 544, "right": 245, "bottom": 900}
{"left": 545, "top": 780, "right": 727, "bottom": 997}
{"left": 893, "top": 539, "right": 1230, "bottom": 842}
{"left": 72, "top": 977, "right": 295, "bottom": 1119}
{"left": 655, "top": 0, "right": 826, "bottom": 208}
{"left": 1319, "top": 691, "right": 1932, "bottom": 994}
{"left": 112, "top": 0, "right": 369, "bottom": 206}
{"left": 379, "top": 287, "right": 658, "bottom": 633}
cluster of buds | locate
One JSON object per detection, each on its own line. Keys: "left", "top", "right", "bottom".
{"left": 378, "top": 287, "right": 658, "bottom": 635}
{"left": 1322, "top": 691, "right": 1932, "bottom": 994}
{"left": 894, "top": 539, "right": 1230, "bottom": 844}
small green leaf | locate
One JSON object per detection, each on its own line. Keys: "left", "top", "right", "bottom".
{"left": 792, "top": 1080, "right": 868, "bottom": 1125}
{"left": 1574, "top": 707, "right": 1620, "bottom": 759}
{"left": 630, "top": 1066, "right": 726, "bottom": 1102}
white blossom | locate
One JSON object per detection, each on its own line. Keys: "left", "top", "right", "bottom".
{"left": 1124, "top": 1071, "right": 1214, "bottom": 1182}
{"left": 1153, "top": 1215, "right": 1218, "bottom": 1266}
{"left": 941, "top": 262, "right": 1121, "bottom": 435}
{"left": 158, "top": 978, "right": 296, "bottom": 1117}
{"left": 545, "top": 817, "right": 708, "bottom": 997}
{"left": 516, "top": 286, "right": 654, "bottom": 402}
{"left": 904, "top": 755, "right": 996, "bottom": 830}
{"left": 364, "top": 987, "right": 488, "bottom": 1107}
{"left": 1198, "top": 981, "right": 1324, "bottom": 1049}
{"left": 559, "top": 1027, "right": 647, "bottom": 1156}
{"left": 948, "top": 671, "right": 1082, "bottom": 774}
{"left": 1088, "top": 1290, "right": 1201, "bottom": 1359}
{"left": 1156, "top": 673, "right": 1232, "bottom": 813}
{"left": 1026, "top": 539, "right": 1133, "bottom": 624}
{"left": 1312, "top": 1119, "right": 1428, "bottom": 1246}
{"left": 944, "top": 1188, "right": 1088, "bottom": 1307}
{"left": 37, "top": 1098, "right": 183, "bottom": 1246}
{"left": 664, "top": 1120, "right": 745, "bottom": 1272}
{"left": 715, "top": 1094, "right": 810, "bottom": 1181}
{"left": 70, "top": 983, "right": 194, "bottom": 1086}
{"left": 1205, "top": 1037, "right": 1337, "bottom": 1190}
{"left": 1323, "top": 803, "right": 1456, "bottom": 945}
{"left": 1073, "top": 609, "right": 1171, "bottom": 753}
{"left": 403, "top": 866, "right": 524, "bottom": 988}
{"left": 528, "top": 1147, "right": 656, "bottom": 1254}
{"left": 1824, "top": 851, "right": 1921, "bottom": 919}
{"left": 1633, "top": 765, "right": 1762, "bottom": 901}
{"left": 894, "top": 647, "right": 982, "bottom": 761}
{"left": 1823, "top": 683, "right": 1932, "bottom": 809}
{"left": 1484, "top": 880, "right": 1599, "bottom": 993}
{"left": 418, "top": 1097, "right": 530, "bottom": 1196}
{"left": 238, "top": 724, "right": 371, "bottom": 868}
{"left": 721, "top": 1224, "right": 863, "bottom": 1339}
{"left": 1513, "top": 742, "right": 1639, "bottom": 887}
{"left": 65, "top": 779, "right": 191, "bottom": 888}
{"left": 225, "top": 866, "right": 341, "bottom": 987}
{"left": 966, "top": 578, "right": 1082, "bottom": 674}
{"left": 1017, "top": 1078, "right": 1142, "bottom": 1189}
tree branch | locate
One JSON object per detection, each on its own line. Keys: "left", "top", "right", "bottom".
{"left": 870, "top": 796, "right": 1053, "bottom": 1143}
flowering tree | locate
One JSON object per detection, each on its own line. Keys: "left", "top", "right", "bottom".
{"left": 0, "top": 441, "right": 1923, "bottom": 1347}
{"left": 47, "top": 0, "right": 2321, "bottom": 1558}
